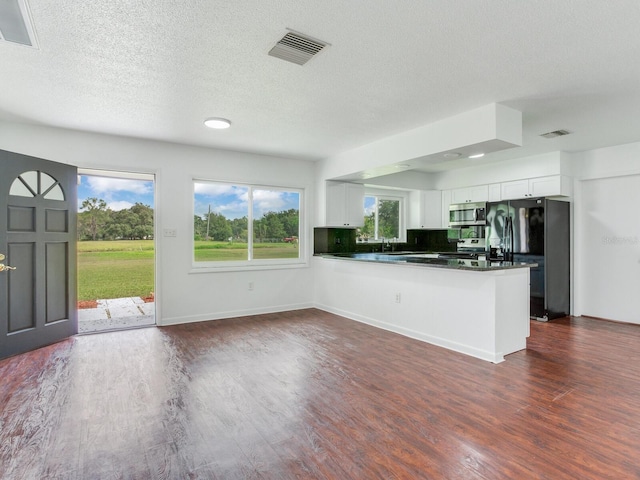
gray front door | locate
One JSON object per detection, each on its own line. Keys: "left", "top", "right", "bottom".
{"left": 0, "top": 150, "right": 77, "bottom": 359}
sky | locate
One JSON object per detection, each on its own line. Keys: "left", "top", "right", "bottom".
{"left": 364, "top": 196, "right": 375, "bottom": 215}
{"left": 78, "top": 175, "right": 154, "bottom": 211}
{"left": 194, "top": 182, "right": 299, "bottom": 219}
{"left": 77, "top": 176, "right": 299, "bottom": 218}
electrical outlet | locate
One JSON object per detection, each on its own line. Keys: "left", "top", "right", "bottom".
{"left": 248, "top": 282, "right": 254, "bottom": 291}
{"left": 395, "top": 293, "right": 401, "bottom": 303}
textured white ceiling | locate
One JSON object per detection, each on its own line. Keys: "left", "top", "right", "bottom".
{"left": 1, "top": 0, "right": 640, "bottom": 170}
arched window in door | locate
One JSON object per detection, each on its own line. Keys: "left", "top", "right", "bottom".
{"left": 9, "top": 170, "right": 65, "bottom": 201}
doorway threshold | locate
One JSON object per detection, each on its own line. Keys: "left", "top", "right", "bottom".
{"left": 78, "top": 297, "right": 155, "bottom": 334}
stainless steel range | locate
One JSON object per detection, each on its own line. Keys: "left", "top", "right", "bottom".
{"left": 456, "top": 238, "right": 486, "bottom": 255}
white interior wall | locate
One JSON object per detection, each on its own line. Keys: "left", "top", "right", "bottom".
{"left": 578, "top": 174, "right": 640, "bottom": 323}
{"left": 576, "top": 142, "right": 640, "bottom": 180}
{"left": 571, "top": 141, "right": 640, "bottom": 323}
{"left": 0, "top": 121, "right": 316, "bottom": 325}
{"left": 4, "top": 118, "right": 640, "bottom": 327}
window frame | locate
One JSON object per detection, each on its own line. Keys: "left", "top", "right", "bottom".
{"left": 191, "top": 179, "right": 307, "bottom": 272}
{"left": 362, "top": 188, "right": 407, "bottom": 242}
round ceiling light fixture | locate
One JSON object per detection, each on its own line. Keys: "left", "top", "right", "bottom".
{"left": 468, "top": 153, "right": 485, "bottom": 159}
{"left": 443, "top": 152, "right": 461, "bottom": 159}
{"left": 204, "top": 117, "right": 231, "bottom": 129}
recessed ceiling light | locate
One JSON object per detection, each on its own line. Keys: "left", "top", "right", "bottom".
{"left": 204, "top": 118, "right": 231, "bottom": 129}
{"left": 443, "top": 152, "right": 462, "bottom": 159}
{"left": 394, "top": 164, "right": 411, "bottom": 168}
{"left": 468, "top": 153, "right": 485, "bottom": 159}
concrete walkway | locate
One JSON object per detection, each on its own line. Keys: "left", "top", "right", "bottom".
{"left": 78, "top": 297, "right": 155, "bottom": 333}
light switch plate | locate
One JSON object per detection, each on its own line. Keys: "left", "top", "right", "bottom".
{"left": 163, "top": 228, "right": 177, "bottom": 237}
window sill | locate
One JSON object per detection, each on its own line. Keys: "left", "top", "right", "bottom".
{"left": 189, "top": 259, "right": 309, "bottom": 274}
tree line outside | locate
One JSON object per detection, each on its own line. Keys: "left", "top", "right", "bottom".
{"left": 193, "top": 208, "right": 299, "bottom": 243}
{"left": 78, "top": 198, "right": 154, "bottom": 241}
{"left": 77, "top": 196, "right": 298, "bottom": 249}
{"left": 193, "top": 208, "right": 300, "bottom": 262}
{"left": 77, "top": 198, "right": 155, "bottom": 302}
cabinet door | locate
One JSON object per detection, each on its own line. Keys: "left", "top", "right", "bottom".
{"left": 450, "top": 187, "right": 471, "bottom": 204}
{"left": 452, "top": 185, "right": 488, "bottom": 203}
{"left": 343, "top": 183, "right": 365, "bottom": 226}
{"left": 501, "top": 175, "right": 570, "bottom": 200}
{"left": 468, "top": 185, "right": 489, "bottom": 202}
{"left": 326, "top": 182, "right": 364, "bottom": 227}
{"left": 420, "top": 190, "right": 442, "bottom": 228}
{"left": 325, "top": 183, "right": 345, "bottom": 226}
{"left": 501, "top": 179, "right": 529, "bottom": 200}
{"left": 529, "top": 176, "right": 561, "bottom": 197}
{"left": 488, "top": 183, "right": 501, "bottom": 202}
{"left": 441, "top": 190, "right": 452, "bottom": 227}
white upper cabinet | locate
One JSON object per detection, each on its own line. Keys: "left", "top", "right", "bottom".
{"left": 441, "top": 189, "right": 452, "bottom": 228}
{"left": 500, "top": 179, "right": 529, "bottom": 199}
{"left": 325, "top": 182, "right": 364, "bottom": 227}
{"left": 488, "top": 183, "right": 502, "bottom": 202}
{"left": 501, "top": 175, "right": 572, "bottom": 200}
{"left": 450, "top": 184, "right": 489, "bottom": 204}
{"left": 412, "top": 190, "right": 442, "bottom": 228}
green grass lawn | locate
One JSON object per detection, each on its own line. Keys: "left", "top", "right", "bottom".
{"left": 77, "top": 240, "right": 299, "bottom": 301}
{"left": 194, "top": 240, "right": 298, "bottom": 261}
{"left": 77, "top": 240, "right": 154, "bottom": 301}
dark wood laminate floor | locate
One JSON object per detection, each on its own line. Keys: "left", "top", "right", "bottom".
{"left": 1, "top": 309, "right": 640, "bottom": 479}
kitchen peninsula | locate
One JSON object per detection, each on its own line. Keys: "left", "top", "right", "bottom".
{"left": 314, "top": 252, "right": 535, "bottom": 363}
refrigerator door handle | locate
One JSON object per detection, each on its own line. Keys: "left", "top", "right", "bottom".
{"left": 505, "top": 216, "right": 514, "bottom": 259}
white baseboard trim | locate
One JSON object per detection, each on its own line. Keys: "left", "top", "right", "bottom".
{"left": 313, "top": 303, "right": 503, "bottom": 364}
{"left": 159, "top": 302, "right": 315, "bottom": 326}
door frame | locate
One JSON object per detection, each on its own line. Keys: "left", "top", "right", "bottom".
{"left": 77, "top": 168, "right": 158, "bottom": 328}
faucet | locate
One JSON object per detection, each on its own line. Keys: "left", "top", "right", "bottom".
{"left": 380, "top": 237, "right": 391, "bottom": 252}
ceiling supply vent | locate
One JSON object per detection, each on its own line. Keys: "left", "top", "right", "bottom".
{"left": 0, "top": 0, "right": 38, "bottom": 48}
{"left": 268, "top": 31, "right": 328, "bottom": 66}
{"left": 540, "top": 129, "right": 571, "bottom": 139}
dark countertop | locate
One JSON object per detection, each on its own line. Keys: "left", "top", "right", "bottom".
{"left": 317, "top": 252, "right": 537, "bottom": 272}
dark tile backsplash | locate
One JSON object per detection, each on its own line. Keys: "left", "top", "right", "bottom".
{"left": 314, "top": 227, "right": 455, "bottom": 254}
{"left": 313, "top": 228, "right": 357, "bottom": 254}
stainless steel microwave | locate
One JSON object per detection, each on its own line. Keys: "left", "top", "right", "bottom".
{"left": 449, "top": 202, "right": 487, "bottom": 227}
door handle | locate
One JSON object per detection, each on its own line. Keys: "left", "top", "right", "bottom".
{"left": 0, "top": 254, "right": 16, "bottom": 271}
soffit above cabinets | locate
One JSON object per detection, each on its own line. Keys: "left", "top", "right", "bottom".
{"left": 332, "top": 104, "right": 522, "bottom": 182}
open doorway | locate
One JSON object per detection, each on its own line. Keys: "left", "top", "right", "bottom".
{"left": 76, "top": 169, "right": 155, "bottom": 333}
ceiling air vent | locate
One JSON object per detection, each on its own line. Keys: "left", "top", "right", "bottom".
{"left": 540, "top": 129, "right": 571, "bottom": 139}
{"left": 268, "top": 31, "right": 328, "bottom": 66}
{"left": 0, "top": 0, "right": 38, "bottom": 48}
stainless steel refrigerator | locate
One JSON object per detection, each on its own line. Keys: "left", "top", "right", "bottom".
{"left": 486, "top": 198, "right": 570, "bottom": 321}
